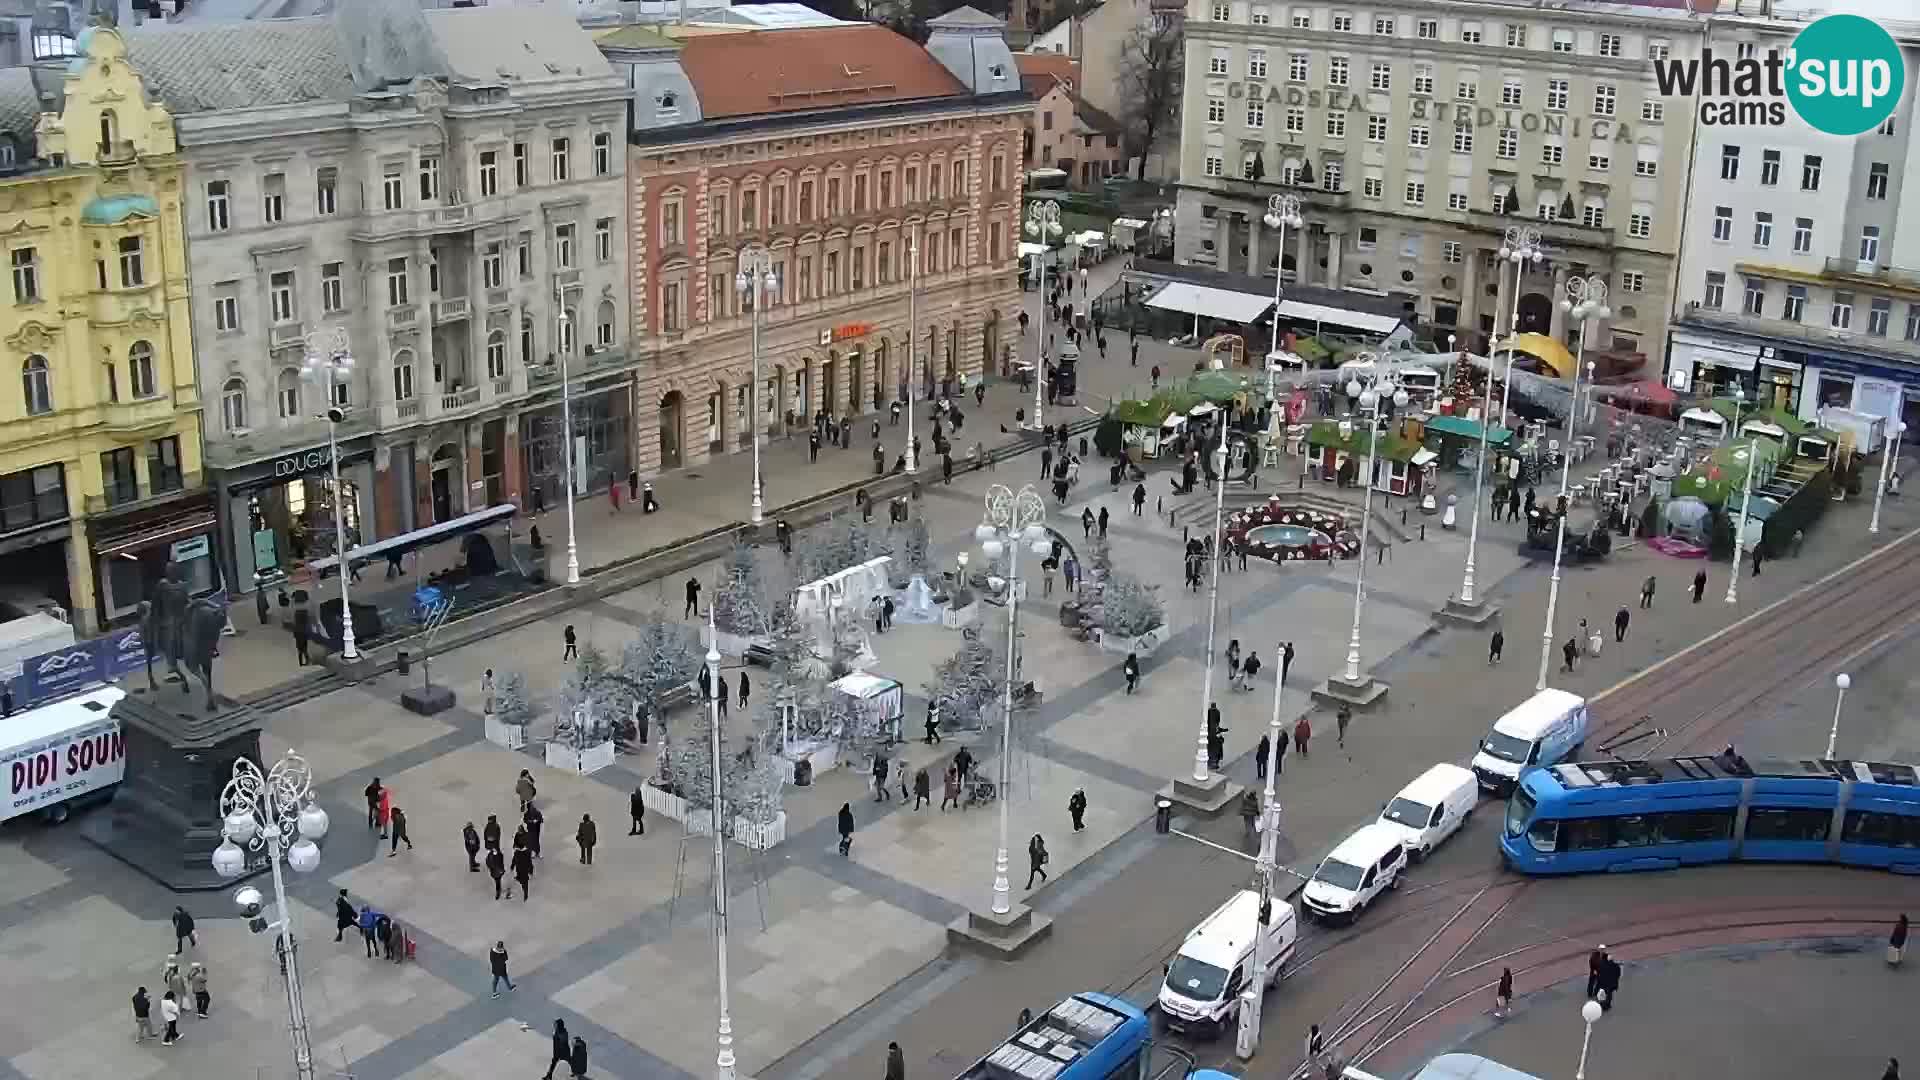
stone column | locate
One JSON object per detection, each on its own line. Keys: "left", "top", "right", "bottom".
{"left": 1295, "top": 226, "right": 1311, "bottom": 287}
{"left": 1247, "top": 215, "right": 1262, "bottom": 277}
{"left": 1460, "top": 250, "right": 1480, "bottom": 336}
{"left": 1548, "top": 265, "right": 1569, "bottom": 343}
{"left": 1326, "top": 232, "right": 1344, "bottom": 287}
{"left": 1494, "top": 253, "right": 1514, "bottom": 339}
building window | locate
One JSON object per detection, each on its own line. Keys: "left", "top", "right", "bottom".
{"left": 1635, "top": 156, "right": 1657, "bottom": 178}
{"left": 1210, "top": 2, "right": 1228, "bottom": 20}
{"left": 1448, "top": 191, "right": 1469, "bottom": 211}
{"left": 1451, "top": 120, "right": 1472, "bottom": 153}
{"left": 1356, "top": 227, "right": 1376, "bottom": 250}
{"left": 1908, "top": 305, "right": 1920, "bottom": 342}
{"left": 1861, "top": 225, "right": 1882, "bottom": 263}
{"left": 1403, "top": 179, "right": 1425, "bottom": 206}
{"left": 1331, "top": 11, "right": 1352, "bottom": 31}
{"left": 661, "top": 199, "right": 683, "bottom": 245}
{"left": 1552, "top": 28, "right": 1574, "bottom": 53}
{"left": 1541, "top": 141, "right": 1563, "bottom": 165}
{"left": 1370, "top": 62, "right": 1390, "bottom": 91}
{"left": 1367, "top": 114, "right": 1387, "bottom": 142}
{"left": 558, "top": 309, "right": 576, "bottom": 353}
{"left": 1703, "top": 271, "right": 1725, "bottom": 310}
{"left": 1456, "top": 74, "right": 1478, "bottom": 100}
{"left": 1713, "top": 206, "right": 1732, "bottom": 242}
{"left": 479, "top": 151, "right": 499, "bottom": 197}
{"left": 261, "top": 174, "right": 286, "bottom": 223}
{"left": 1588, "top": 150, "right": 1610, "bottom": 172}
{"left": 1504, "top": 23, "right": 1525, "bottom": 47}
{"left": 481, "top": 244, "right": 502, "bottom": 290}
{"left": 1783, "top": 284, "right": 1807, "bottom": 321}
{"left": 1868, "top": 162, "right": 1890, "bottom": 200}
{"left": 22, "top": 355, "right": 50, "bottom": 415}
{"left": 315, "top": 168, "right": 337, "bottom": 215}
{"left": 1629, "top": 212, "right": 1651, "bottom": 238}
{"left": 1323, "top": 160, "right": 1342, "bottom": 190}
{"left": 1501, "top": 78, "right": 1523, "bottom": 106}
{"left": 1802, "top": 154, "right": 1823, "bottom": 190}
{"left": 521, "top": 315, "right": 536, "bottom": 361}
{"left": 1546, "top": 78, "right": 1567, "bottom": 112}
{"left": 221, "top": 377, "right": 245, "bottom": 431}
{"left": 595, "top": 218, "right": 612, "bottom": 263}
{"left": 555, "top": 223, "right": 576, "bottom": 269}
{"left": 270, "top": 270, "right": 296, "bottom": 323}
{"left": 1205, "top": 152, "right": 1223, "bottom": 177}
{"left": 317, "top": 261, "right": 342, "bottom": 313}
{"left": 1363, "top": 175, "right": 1382, "bottom": 199}
{"left": 1286, "top": 108, "right": 1305, "bottom": 134}
{"left": 1417, "top": 18, "right": 1437, "bottom": 38}
{"left": 1720, "top": 145, "right": 1740, "bottom": 181}
{"left": 1291, "top": 9, "right": 1310, "bottom": 27}
{"left": 1752, "top": 211, "right": 1773, "bottom": 247}
{"left": 1642, "top": 100, "right": 1664, "bottom": 123}
{"left": 205, "top": 180, "right": 230, "bottom": 232}
{"left": 1598, "top": 33, "right": 1621, "bottom": 57}
{"left": 596, "top": 300, "right": 615, "bottom": 347}
{"left": 387, "top": 257, "right": 409, "bottom": 306}
{"left": 593, "top": 132, "right": 613, "bottom": 176}
{"left": 1582, "top": 201, "right": 1606, "bottom": 229}
{"left": 1459, "top": 20, "right": 1480, "bottom": 43}
{"left": 513, "top": 142, "right": 530, "bottom": 186}
{"left": 1497, "top": 127, "right": 1517, "bottom": 158}
{"left": 101, "top": 447, "right": 138, "bottom": 507}
{"left": 1326, "top": 112, "right": 1346, "bottom": 138}
{"left": 213, "top": 282, "right": 240, "bottom": 331}
{"left": 1869, "top": 298, "right": 1892, "bottom": 336}
{"left": 10, "top": 247, "right": 37, "bottom": 303}
{"left": 1831, "top": 292, "right": 1853, "bottom": 329}
{"left": 487, "top": 330, "right": 508, "bottom": 379}
{"left": 392, "top": 350, "right": 415, "bottom": 400}
{"left": 1755, "top": 148, "right": 1780, "bottom": 186}
{"left": 518, "top": 233, "right": 533, "bottom": 279}
{"left": 415, "top": 155, "right": 439, "bottom": 202}
{"left": 551, "top": 137, "right": 571, "bottom": 182}
{"left": 1649, "top": 39, "right": 1670, "bottom": 61}
{"left": 1208, "top": 46, "right": 1229, "bottom": 76}
{"left": 118, "top": 236, "right": 144, "bottom": 288}
{"left": 277, "top": 370, "right": 300, "bottom": 419}
{"left": 1373, "top": 15, "right": 1394, "bottom": 34}
{"left": 1250, "top": 5, "right": 1269, "bottom": 24}
{"left": 1792, "top": 217, "right": 1813, "bottom": 253}
{"left": 1289, "top": 52, "right": 1309, "bottom": 81}
{"left": 1412, "top": 63, "right": 1433, "bottom": 95}
{"left": 1443, "top": 241, "right": 1461, "bottom": 263}
{"left": 1593, "top": 84, "right": 1616, "bottom": 116}
{"left": 122, "top": 340, "right": 156, "bottom": 400}
{"left": 1744, "top": 279, "right": 1765, "bottom": 315}
{"left": 1328, "top": 57, "right": 1348, "bottom": 86}
{"left": 383, "top": 163, "right": 404, "bottom": 210}
{"left": 1620, "top": 271, "right": 1644, "bottom": 293}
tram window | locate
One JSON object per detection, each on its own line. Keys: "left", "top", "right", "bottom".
{"left": 1527, "top": 818, "right": 1559, "bottom": 853}
{"left": 1611, "top": 815, "right": 1654, "bottom": 847}
{"left": 1654, "top": 809, "right": 1735, "bottom": 844}
{"left": 1746, "top": 807, "right": 1831, "bottom": 842}
{"left": 1843, "top": 811, "right": 1920, "bottom": 847}
{"left": 1564, "top": 819, "right": 1612, "bottom": 851}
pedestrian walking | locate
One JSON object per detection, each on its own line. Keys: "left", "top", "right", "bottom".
{"left": 1305, "top": 1024, "right": 1325, "bottom": 1069}
{"left": 1241, "top": 650, "right": 1262, "bottom": 689}
{"left": 1494, "top": 968, "right": 1513, "bottom": 1018}
{"left": 1692, "top": 569, "right": 1708, "bottom": 603}
{"left": 486, "top": 847, "right": 507, "bottom": 899}
{"left": 463, "top": 822, "right": 482, "bottom": 871}
{"left": 188, "top": 961, "right": 209, "bottom": 1018}
{"left": 159, "top": 990, "right": 182, "bottom": 1045}
{"left": 913, "top": 767, "right": 931, "bottom": 810}
{"left": 684, "top": 577, "right": 702, "bottom": 618}
{"left": 608, "top": 479, "right": 621, "bottom": 513}
{"left": 163, "top": 955, "right": 187, "bottom": 1009}
{"left": 357, "top": 905, "right": 379, "bottom": 955}
{"left": 1640, "top": 575, "right": 1656, "bottom": 608}
{"left": 378, "top": 784, "right": 392, "bottom": 839}
{"left": 1752, "top": 544, "right": 1764, "bottom": 576}
{"left": 1132, "top": 482, "right": 1147, "bottom": 515}
{"left": 1489, "top": 629, "right": 1504, "bottom": 664}
{"left": 388, "top": 806, "right": 413, "bottom": 855}
{"left": 577, "top": 814, "right": 597, "bottom": 864}
{"left": 1151, "top": 364, "right": 1161, "bottom": 389}
{"left": 516, "top": 770, "right": 537, "bottom": 813}
{"left": 489, "top": 940, "right": 515, "bottom": 996}
{"left": 1041, "top": 446, "right": 1053, "bottom": 480}
{"left": 511, "top": 845, "right": 534, "bottom": 901}
{"left": 885, "top": 1042, "right": 907, "bottom": 1080}
{"left": 1891, "top": 914, "right": 1909, "bottom": 966}
{"left": 1026, "top": 834, "right": 1049, "bottom": 888}
{"left": 627, "top": 786, "right": 647, "bottom": 835}
{"left": 1098, "top": 506, "right": 1110, "bottom": 537}
{"left": 1281, "top": 641, "right": 1295, "bottom": 685}
{"left": 334, "top": 888, "right": 357, "bottom": 941}
{"left": 940, "top": 765, "right": 961, "bottom": 811}
{"left": 716, "top": 674, "right": 730, "bottom": 717}
{"left": 1614, "top": 606, "right": 1630, "bottom": 643}
{"left": 1256, "top": 734, "right": 1271, "bottom": 780}
{"left": 872, "top": 754, "right": 892, "bottom": 801}
{"left": 1586, "top": 946, "right": 1609, "bottom": 998}
{"left": 1068, "top": 788, "right": 1087, "bottom": 832}
{"left": 1294, "top": 715, "right": 1311, "bottom": 757}
{"left": 524, "top": 803, "right": 545, "bottom": 858}
{"left": 562, "top": 623, "right": 578, "bottom": 661}
{"left": 1562, "top": 636, "right": 1579, "bottom": 672}
{"left": 292, "top": 608, "right": 311, "bottom": 666}
{"left": 1885, "top": 1059, "right": 1901, "bottom": 1080}
{"left": 132, "top": 986, "right": 154, "bottom": 1042}
{"left": 365, "top": 777, "right": 383, "bottom": 831}
{"left": 1336, "top": 705, "right": 1352, "bottom": 748}
{"left": 483, "top": 813, "right": 503, "bottom": 853}
{"left": 837, "top": 802, "right": 855, "bottom": 855}
{"left": 171, "top": 906, "right": 197, "bottom": 953}
{"left": 570, "top": 1036, "right": 590, "bottom": 1079}
{"left": 1081, "top": 507, "right": 1094, "bottom": 538}
{"left": 543, "top": 1020, "right": 572, "bottom": 1080}
{"left": 739, "top": 668, "right": 750, "bottom": 710}
{"left": 1595, "top": 956, "right": 1620, "bottom": 1009}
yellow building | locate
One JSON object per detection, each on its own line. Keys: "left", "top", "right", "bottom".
{"left": 0, "top": 27, "right": 211, "bottom": 634}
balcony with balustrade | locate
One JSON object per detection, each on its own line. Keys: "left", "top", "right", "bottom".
{"left": 351, "top": 198, "right": 512, "bottom": 244}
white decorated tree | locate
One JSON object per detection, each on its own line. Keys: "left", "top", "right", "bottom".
{"left": 924, "top": 624, "right": 1004, "bottom": 732}
{"left": 618, "top": 616, "right": 705, "bottom": 788}
{"left": 665, "top": 675, "right": 737, "bottom": 814}
{"left": 896, "top": 516, "right": 931, "bottom": 579}
{"left": 493, "top": 670, "right": 537, "bottom": 729}
{"left": 1100, "top": 572, "right": 1165, "bottom": 638}
{"left": 713, "top": 539, "right": 773, "bottom": 638}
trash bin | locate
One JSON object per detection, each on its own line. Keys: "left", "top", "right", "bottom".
{"left": 1154, "top": 798, "right": 1173, "bottom": 835}
{"left": 397, "top": 650, "right": 410, "bottom": 676}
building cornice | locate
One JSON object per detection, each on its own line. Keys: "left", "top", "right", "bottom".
{"left": 631, "top": 96, "right": 1032, "bottom": 153}
{"left": 1184, "top": 21, "right": 1687, "bottom": 79}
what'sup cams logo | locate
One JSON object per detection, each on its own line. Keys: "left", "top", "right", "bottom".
{"left": 1653, "top": 14, "right": 1905, "bottom": 136}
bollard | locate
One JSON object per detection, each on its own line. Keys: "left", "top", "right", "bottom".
{"left": 397, "top": 650, "right": 410, "bottom": 677}
{"left": 1401, "top": 508, "right": 1408, "bottom": 526}
{"left": 1154, "top": 798, "right": 1173, "bottom": 835}
{"left": 1420, "top": 523, "right": 1426, "bottom": 541}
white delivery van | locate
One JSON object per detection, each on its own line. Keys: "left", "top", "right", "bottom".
{"left": 1158, "top": 888, "right": 1297, "bottom": 1036}
{"left": 1377, "top": 763, "right": 1479, "bottom": 860}
{"left": 1301, "top": 823, "right": 1407, "bottom": 924}
{"left": 1470, "top": 688, "right": 1589, "bottom": 796}
{"left": 2, "top": 686, "right": 126, "bottom": 824}
{"left": 0, "top": 611, "right": 75, "bottom": 685}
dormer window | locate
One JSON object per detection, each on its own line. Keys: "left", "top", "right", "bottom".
{"left": 31, "top": 31, "right": 75, "bottom": 61}
{"left": 655, "top": 91, "right": 679, "bottom": 120}
{"left": 989, "top": 63, "right": 1006, "bottom": 80}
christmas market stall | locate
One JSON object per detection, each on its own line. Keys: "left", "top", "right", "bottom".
{"left": 1419, "top": 414, "right": 1516, "bottom": 474}
{"left": 1303, "top": 418, "right": 1434, "bottom": 497}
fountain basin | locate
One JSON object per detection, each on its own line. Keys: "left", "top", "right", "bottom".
{"left": 1245, "top": 523, "right": 1330, "bottom": 549}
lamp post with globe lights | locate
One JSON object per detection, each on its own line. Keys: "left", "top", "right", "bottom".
{"left": 735, "top": 248, "right": 778, "bottom": 521}
{"left": 1189, "top": 417, "right": 1234, "bottom": 784}
{"left": 1261, "top": 194, "right": 1304, "bottom": 403}
{"left": 1537, "top": 277, "right": 1606, "bottom": 692}
{"left": 1496, "top": 226, "right": 1545, "bottom": 427}
{"left": 702, "top": 608, "right": 738, "bottom": 1080}
{"left": 1726, "top": 441, "right": 1760, "bottom": 606}
{"left": 301, "top": 328, "right": 360, "bottom": 661}
{"left": 1828, "top": 672, "right": 1851, "bottom": 759}
{"left": 976, "top": 483, "right": 1048, "bottom": 915}
{"left": 905, "top": 231, "right": 921, "bottom": 475}
{"left": 1330, "top": 358, "right": 1406, "bottom": 697}
{"left": 1233, "top": 642, "right": 1291, "bottom": 1060}
{"left": 557, "top": 310, "right": 581, "bottom": 585}
{"left": 1871, "top": 421, "right": 1908, "bottom": 534}
{"left": 1024, "top": 202, "right": 1063, "bottom": 432}
{"left": 1447, "top": 328, "right": 1499, "bottom": 621}
{"left": 210, "top": 751, "right": 329, "bottom": 1080}
{"left": 1575, "top": 998, "right": 1605, "bottom": 1080}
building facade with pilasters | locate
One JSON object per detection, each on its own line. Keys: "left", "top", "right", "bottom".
{"left": 608, "top": 10, "right": 1030, "bottom": 478}
{"left": 1172, "top": 0, "right": 1705, "bottom": 360}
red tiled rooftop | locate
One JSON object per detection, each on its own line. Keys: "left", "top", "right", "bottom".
{"left": 678, "top": 25, "right": 968, "bottom": 120}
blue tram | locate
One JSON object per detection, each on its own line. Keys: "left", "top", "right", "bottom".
{"left": 1500, "top": 755, "right": 1920, "bottom": 875}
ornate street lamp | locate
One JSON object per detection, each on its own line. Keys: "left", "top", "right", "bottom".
{"left": 1497, "top": 226, "right": 1546, "bottom": 427}
{"left": 1341, "top": 357, "right": 1408, "bottom": 685}
{"left": 1537, "top": 276, "right": 1607, "bottom": 691}
{"left": 975, "top": 483, "right": 1048, "bottom": 914}
{"left": 1024, "top": 202, "right": 1063, "bottom": 433}
{"left": 736, "top": 249, "right": 778, "bottom": 521}
{"left": 301, "top": 327, "right": 359, "bottom": 661}
{"left": 1261, "top": 194, "right": 1304, "bottom": 405}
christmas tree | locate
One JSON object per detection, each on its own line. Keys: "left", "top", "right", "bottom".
{"left": 493, "top": 670, "right": 537, "bottom": 729}
{"left": 1100, "top": 572, "right": 1165, "bottom": 638}
{"left": 713, "top": 538, "right": 773, "bottom": 638}
{"left": 616, "top": 616, "right": 705, "bottom": 784}
{"left": 666, "top": 672, "right": 736, "bottom": 814}
{"left": 555, "top": 643, "right": 614, "bottom": 743}
{"left": 924, "top": 624, "right": 1005, "bottom": 732}
{"left": 897, "top": 516, "right": 931, "bottom": 579}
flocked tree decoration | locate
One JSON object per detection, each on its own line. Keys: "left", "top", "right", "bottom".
{"left": 712, "top": 539, "right": 773, "bottom": 638}
{"left": 925, "top": 624, "right": 1004, "bottom": 732}
{"left": 1100, "top": 572, "right": 1165, "bottom": 638}
{"left": 493, "top": 670, "right": 536, "bottom": 728}
{"left": 618, "top": 616, "right": 705, "bottom": 785}
{"left": 665, "top": 679, "right": 736, "bottom": 813}
{"left": 896, "top": 516, "right": 931, "bottom": 579}
{"left": 554, "top": 643, "right": 617, "bottom": 744}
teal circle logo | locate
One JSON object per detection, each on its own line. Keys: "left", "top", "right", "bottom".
{"left": 1787, "top": 15, "right": 1905, "bottom": 136}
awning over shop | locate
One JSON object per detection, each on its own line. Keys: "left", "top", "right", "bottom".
{"left": 1497, "top": 332, "right": 1578, "bottom": 378}
{"left": 1596, "top": 378, "right": 1678, "bottom": 406}
{"left": 1422, "top": 415, "right": 1515, "bottom": 444}
{"left": 1410, "top": 448, "right": 1439, "bottom": 467}
{"left": 1275, "top": 299, "right": 1400, "bottom": 336}
{"left": 1146, "top": 281, "right": 1275, "bottom": 323}
{"left": 307, "top": 503, "right": 518, "bottom": 574}
{"left": 1113, "top": 218, "right": 1149, "bottom": 229}
{"left": 1018, "top": 242, "right": 1050, "bottom": 258}
{"left": 1671, "top": 334, "right": 1760, "bottom": 374}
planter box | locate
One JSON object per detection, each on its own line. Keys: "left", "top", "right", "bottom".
{"left": 1097, "top": 623, "right": 1170, "bottom": 658}
{"left": 642, "top": 783, "right": 691, "bottom": 824}
{"left": 943, "top": 601, "right": 980, "bottom": 629}
{"left": 713, "top": 629, "right": 758, "bottom": 659}
{"left": 485, "top": 715, "right": 529, "bottom": 750}
{"left": 733, "top": 810, "right": 788, "bottom": 851}
{"left": 545, "top": 739, "right": 616, "bottom": 776}
{"left": 780, "top": 739, "right": 841, "bottom": 784}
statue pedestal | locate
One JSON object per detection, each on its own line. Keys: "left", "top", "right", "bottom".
{"left": 81, "top": 687, "right": 264, "bottom": 892}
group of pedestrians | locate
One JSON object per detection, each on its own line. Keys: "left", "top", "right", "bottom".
{"left": 134, "top": 909, "right": 211, "bottom": 1046}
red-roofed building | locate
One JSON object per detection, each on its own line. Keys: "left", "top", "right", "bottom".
{"left": 1016, "top": 54, "right": 1127, "bottom": 187}
{"left": 602, "top": 11, "right": 1031, "bottom": 477}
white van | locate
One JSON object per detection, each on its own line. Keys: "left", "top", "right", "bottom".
{"left": 1158, "top": 889, "right": 1297, "bottom": 1036}
{"left": 1377, "top": 763, "right": 1479, "bottom": 860}
{"left": 1301, "top": 823, "right": 1407, "bottom": 924}
{"left": 1470, "top": 688, "right": 1589, "bottom": 796}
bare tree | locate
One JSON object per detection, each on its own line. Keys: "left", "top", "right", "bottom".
{"left": 1115, "top": 15, "right": 1183, "bottom": 179}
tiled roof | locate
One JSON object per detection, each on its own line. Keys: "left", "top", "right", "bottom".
{"left": 0, "top": 66, "right": 59, "bottom": 141}
{"left": 927, "top": 4, "right": 1003, "bottom": 26}
{"left": 424, "top": 7, "right": 616, "bottom": 86}
{"left": 677, "top": 25, "right": 966, "bottom": 120}
{"left": 1015, "top": 52, "right": 1075, "bottom": 88}
{"left": 595, "top": 24, "right": 683, "bottom": 50}
{"left": 124, "top": 20, "right": 356, "bottom": 112}
{"left": 1069, "top": 93, "right": 1120, "bottom": 133}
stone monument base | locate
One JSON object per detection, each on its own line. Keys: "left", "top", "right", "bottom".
{"left": 948, "top": 902, "right": 1054, "bottom": 958}
{"left": 1311, "top": 672, "right": 1391, "bottom": 709}
{"left": 1160, "top": 772, "right": 1243, "bottom": 816}
{"left": 400, "top": 683, "right": 456, "bottom": 716}
{"left": 1435, "top": 596, "right": 1500, "bottom": 628}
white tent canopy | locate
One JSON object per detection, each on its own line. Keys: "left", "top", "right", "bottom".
{"left": 1276, "top": 299, "right": 1400, "bottom": 335}
{"left": 1146, "top": 282, "right": 1275, "bottom": 322}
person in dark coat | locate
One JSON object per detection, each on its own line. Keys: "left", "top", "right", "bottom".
{"left": 562, "top": 624, "right": 577, "bottom": 662}
{"left": 872, "top": 755, "right": 891, "bottom": 802}
{"left": 364, "top": 778, "right": 383, "bottom": 831}
{"left": 629, "top": 788, "right": 646, "bottom": 835}
{"left": 570, "top": 1036, "right": 589, "bottom": 1078}
{"left": 388, "top": 807, "right": 412, "bottom": 855}
{"left": 685, "top": 577, "right": 702, "bottom": 618}
{"left": 1562, "top": 636, "right": 1579, "bottom": 672}
{"left": 1586, "top": 946, "right": 1610, "bottom": 999}
{"left": 463, "top": 822, "right": 482, "bottom": 871}
{"left": 1890, "top": 914, "right": 1908, "bottom": 966}
{"left": 524, "top": 804, "right": 545, "bottom": 858}
{"left": 511, "top": 845, "right": 535, "bottom": 901}
{"left": 1614, "top": 606, "right": 1631, "bottom": 642}
{"left": 738, "top": 669, "right": 750, "bottom": 710}
{"left": 1068, "top": 789, "right": 1087, "bottom": 832}
{"left": 576, "top": 814, "right": 597, "bottom": 865}
{"left": 837, "top": 802, "right": 855, "bottom": 856}
{"left": 1494, "top": 968, "right": 1513, "bottom": 1018}
{"left": 1281, "top": 641, "right": 1296, "bottom": 684}
{"left": 1490, "top": 629, "right": 1505, "bottom": 664}
{"left": 292, "top": 608, "right": 311, "bottom": 666}
{"left": 333, "top": 888, "right": 356, "bottom": 942}
{"left": 486, "top": 847, "right": 507, "bottom": 900}
{"left": 1026, "top": 834, "right": 1049, "bottom": 888}
{"left": 543, "top": 1020, "right": 572, "bottom": 1080}
{"left": 483, "top": 814, "right": 502, "bottom": 853}
{"left": 1692, "top": 568, "right": 1708, "bottom": 602}
{"left": 1098, "top": 506, "right": 1110, "bottom": 537}
{"left": 1132, "top": 483, "right": 1147, "bottom": 515}
{"left": 912, "top": 767, "right": 931, "bottom": 810}
{"left": 1595, "top": 956, "right": 1620, "bottom": 1009}
{"left": 885, "top": 1042, "right": 906, "bottom": 1080}
{"left": 489, "top": 941, "right": 514, "bottom": 996}
{"left": 1255, "top": 734, "right": 1271, "bottom": 781}
{"left": 1123, "top": 653, "right": 1140, "bottom": 693}
{"left": 171, "top": 906, "right": 196, "bottom": 953}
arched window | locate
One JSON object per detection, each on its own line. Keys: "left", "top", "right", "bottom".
{"left": 596, "top": 300, "right": 615, "bottom": 348}
{"left": 486, "top": 330, "right": 507, "bottom": 380}
{"left": 520, "top": 316, "right": 535, "bottom": 366}
{"left": 392, "top": 350, "right": 416, "bottom": 401}
{"left": 98, "top": 110, "right": 118, "bottom": 155}
{"left": 558, "top": 308, "right": 577, "bottom": 354}
{"left": 128, "top": 341, "right": 155, "bottom": 398}
{"left": 220, "top": 377, "right": 246, "bottom": 432}
{"left": 276, "top": 369, "right": 301, "bottom": 419}
{"left": 21, "top": 355, "right": 50, "bottom": 415}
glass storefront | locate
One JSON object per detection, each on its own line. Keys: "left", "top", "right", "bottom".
{"left": 523, "top": 386, "right": 631, "bottom": 508}
{"left": 227, "top": 461, "right": 374, "bottom": 590}
{"left": 100, "top": 531, "right": 217, "bottom": 624}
